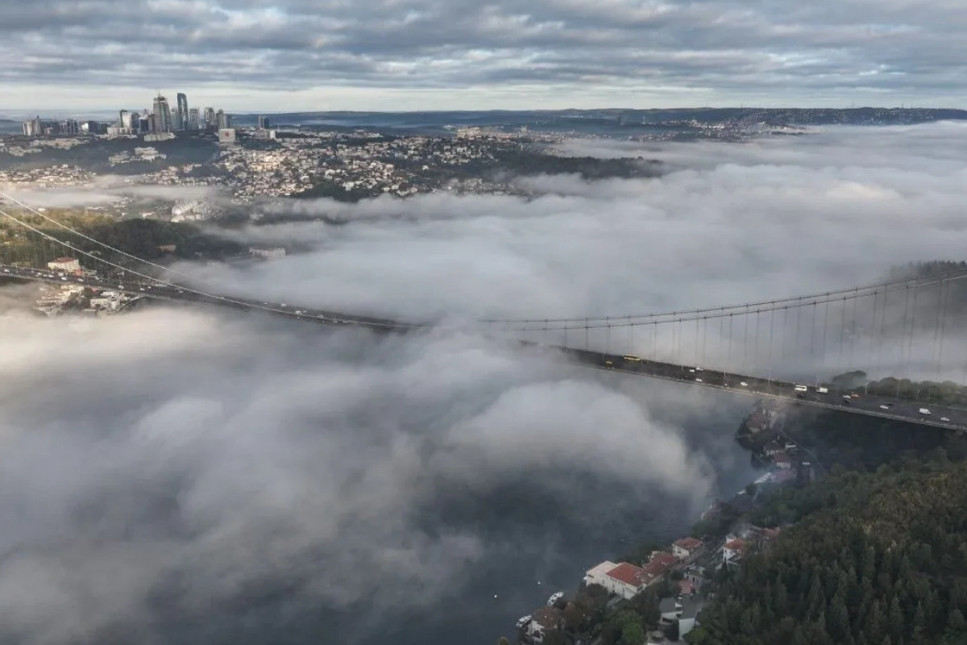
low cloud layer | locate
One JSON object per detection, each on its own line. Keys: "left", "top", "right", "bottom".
{"left": 0, "top": 181, "right": 224, "bottom": 210}
{"left": 0, "top": 310, "right": 715, "bottom": 644}
{"left": 190, "top": 122, "right": 967, "bottom": 382}
{"left": 2, "top": 122, "right": 964, "bottom": 643}
{"left": 2, "top": 0, "right": 966, "bottom": 110}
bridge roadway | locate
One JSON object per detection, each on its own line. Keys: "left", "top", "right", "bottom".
{"left": 4, "top": 264, "right": 966, "bottom": 433}
{"left": 0, "top": 264, "right": 418, "bottom": 330}
{"left": 554, "top": 347, "right": 967, "bottom": 433}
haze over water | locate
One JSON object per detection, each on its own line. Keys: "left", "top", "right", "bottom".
{"left": 3, "top": 122, "right": 967, "bottom": 644}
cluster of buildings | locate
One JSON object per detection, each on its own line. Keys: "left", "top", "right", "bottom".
{"left": 19, "top": 91, "right": 251, "bottom": 138}
{"left": 181, "top": 130, "right": 520, "bottom": 201}
{"left": 3, "top": 122, "right": 565, "bottom": 216}
{"left": 114, "top": 92, "right": 230, "bottom": 136}
{"left": 0, "top": 163, "right": 94, "bottom": 187}
{"left": 20, "top": 117, "right": 105, "bottom": 137}
{"left": 33, "top": 257, "right": 130, "bottom": 316}
{"left": 519, "top": 538, "right": 708, "bottom": 645}
{"left": 514, "top": 425, "right": 809, "bottom": 645}
{"left": 583, "top": 547, "right": 693, "bottom": 601}
{"left": 108, "top": 146, "right": 166, "bottom": 166}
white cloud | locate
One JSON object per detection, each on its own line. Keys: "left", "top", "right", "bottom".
{"left": 0, "top": 309, "right": 710, "bottom": 643}
{"left": 1, "top": 122, "right": 964, "bottom": 643}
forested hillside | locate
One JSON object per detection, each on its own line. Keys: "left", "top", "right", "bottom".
{"left": 688, "top": 456, "right": 967, "bottom": 645}
{"left": 0, "top": 209, "right": 242, "bottom": 266}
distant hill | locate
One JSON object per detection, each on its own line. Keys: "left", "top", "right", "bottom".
{"left": 229, "top": 107, "right": 967, "bottom": 133}
{"left": 0, "top": 119, "right": 22, "bottom": 135}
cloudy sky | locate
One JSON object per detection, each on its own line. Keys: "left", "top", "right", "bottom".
{"left": 1, "top": 0, "right": 966, "bottom": 112}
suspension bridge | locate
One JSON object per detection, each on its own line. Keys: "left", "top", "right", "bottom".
{"left": 2, "top": 193, "right": 967, "bottom": 432}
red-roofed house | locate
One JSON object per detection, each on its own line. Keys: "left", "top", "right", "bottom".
{"left": 672, "top": 537, "right": 704, "bottom": 561}
{"left": 761, "top": 527, "right": 781, "bottom": 541}
{"left": 644, "top": 552, "right": 678, "bottom": 582}
{"left": 583, "top": 561, "right": 650, "bottom": 600}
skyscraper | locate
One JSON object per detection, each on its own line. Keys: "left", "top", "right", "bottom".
{"left": 176, "top": 93, "right": 188, "bottom": 130}
{"left": 203, "top": 107, "right": 215, "bottom": 128}
{"left": 188, "top": 108, "right": 200, "bottom": 130}
{"left": 152, "top": 94, "right": 173, "bottom": 133}
{"left": 215, "top": 109, "right": 229, "bottom": 130}
{"left": 22, "top": 117, "right": 42, "bottom": 137}
{"left": 119, "top": 109, "right": 129, "bottom": 131}
{"left": 257, "top": 115, "right": 269, "bottom": 130}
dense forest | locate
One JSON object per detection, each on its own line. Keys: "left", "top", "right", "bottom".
{"left": 0, "top": 209, "right": 242, "bottom": 268}
{"left": 485, "top": 150, "right": 664, "bottom": 180}
{"left": 687, "top": 455, "right": 967, "bottom": 645}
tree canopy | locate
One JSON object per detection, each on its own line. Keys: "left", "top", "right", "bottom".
{"left": 688, "top": 458, "right": 967, "bottom": 644}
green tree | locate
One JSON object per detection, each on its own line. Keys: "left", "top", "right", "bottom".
{"left": 621, "top": 621, "right": 644, "bottom": 645}
{"left": 946, "top": 608, "right": 966, "bottom": 633}
{"left": 545, "top": 630, "right": 569, "bottom": 645}
{"left": 678, "top": 460, "right": 967, "bottom": 644}
{"left": 888, "top": 595, "right": 903, "bottom": 641}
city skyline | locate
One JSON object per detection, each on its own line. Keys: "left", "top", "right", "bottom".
{"left": 14, "top": 88, "right": 242, "bottom": 136}
{"left": 1, "top": 0, "right": 965, "bottom": 112}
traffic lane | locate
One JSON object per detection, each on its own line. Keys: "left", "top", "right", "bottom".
{"left": 577, "top": 352, "right": 967, "bottom": 428}
{"left": 10, "top": 265, "right": 967, "bottom": 426}
{"left": 2, "top": 266, "right": 414, "bottom": 329}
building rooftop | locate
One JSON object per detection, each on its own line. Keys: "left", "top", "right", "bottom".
{"left": 606, "top": 562, "right": 650, "bottom": 587}
{"left": 643, "top": 552, "right": 678, "bottom": 578}
{"left": 586, "top": 561, "right": 618, "bottom": 578}
{"left": 725, "top": 539, "right": 747, "bottom": 552}
{"left": 673, "top": 537, "right": 703, "bottom": 550}
{"left": 659, "top": 597, "right": 680, "bottom": 614}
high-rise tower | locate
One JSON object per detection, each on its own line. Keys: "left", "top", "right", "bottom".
{"left": 176, "top": 93, "right": 188, "bottom": 130}
{"left": 153, "top": 94, "right": 173, "bottom": 133}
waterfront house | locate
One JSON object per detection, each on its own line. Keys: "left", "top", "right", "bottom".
{"left": 583, "top": 561, "right": 651, "bottom": 600}
{"left": 672, "top": 537, "right": 704, "bottom": 561}
{"left": 643, "top": 552, "right": 678, "bottom": 584}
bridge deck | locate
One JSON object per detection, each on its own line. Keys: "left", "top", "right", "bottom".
{"left": 5, "top": 264, "right": 965, "bottom": 433}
